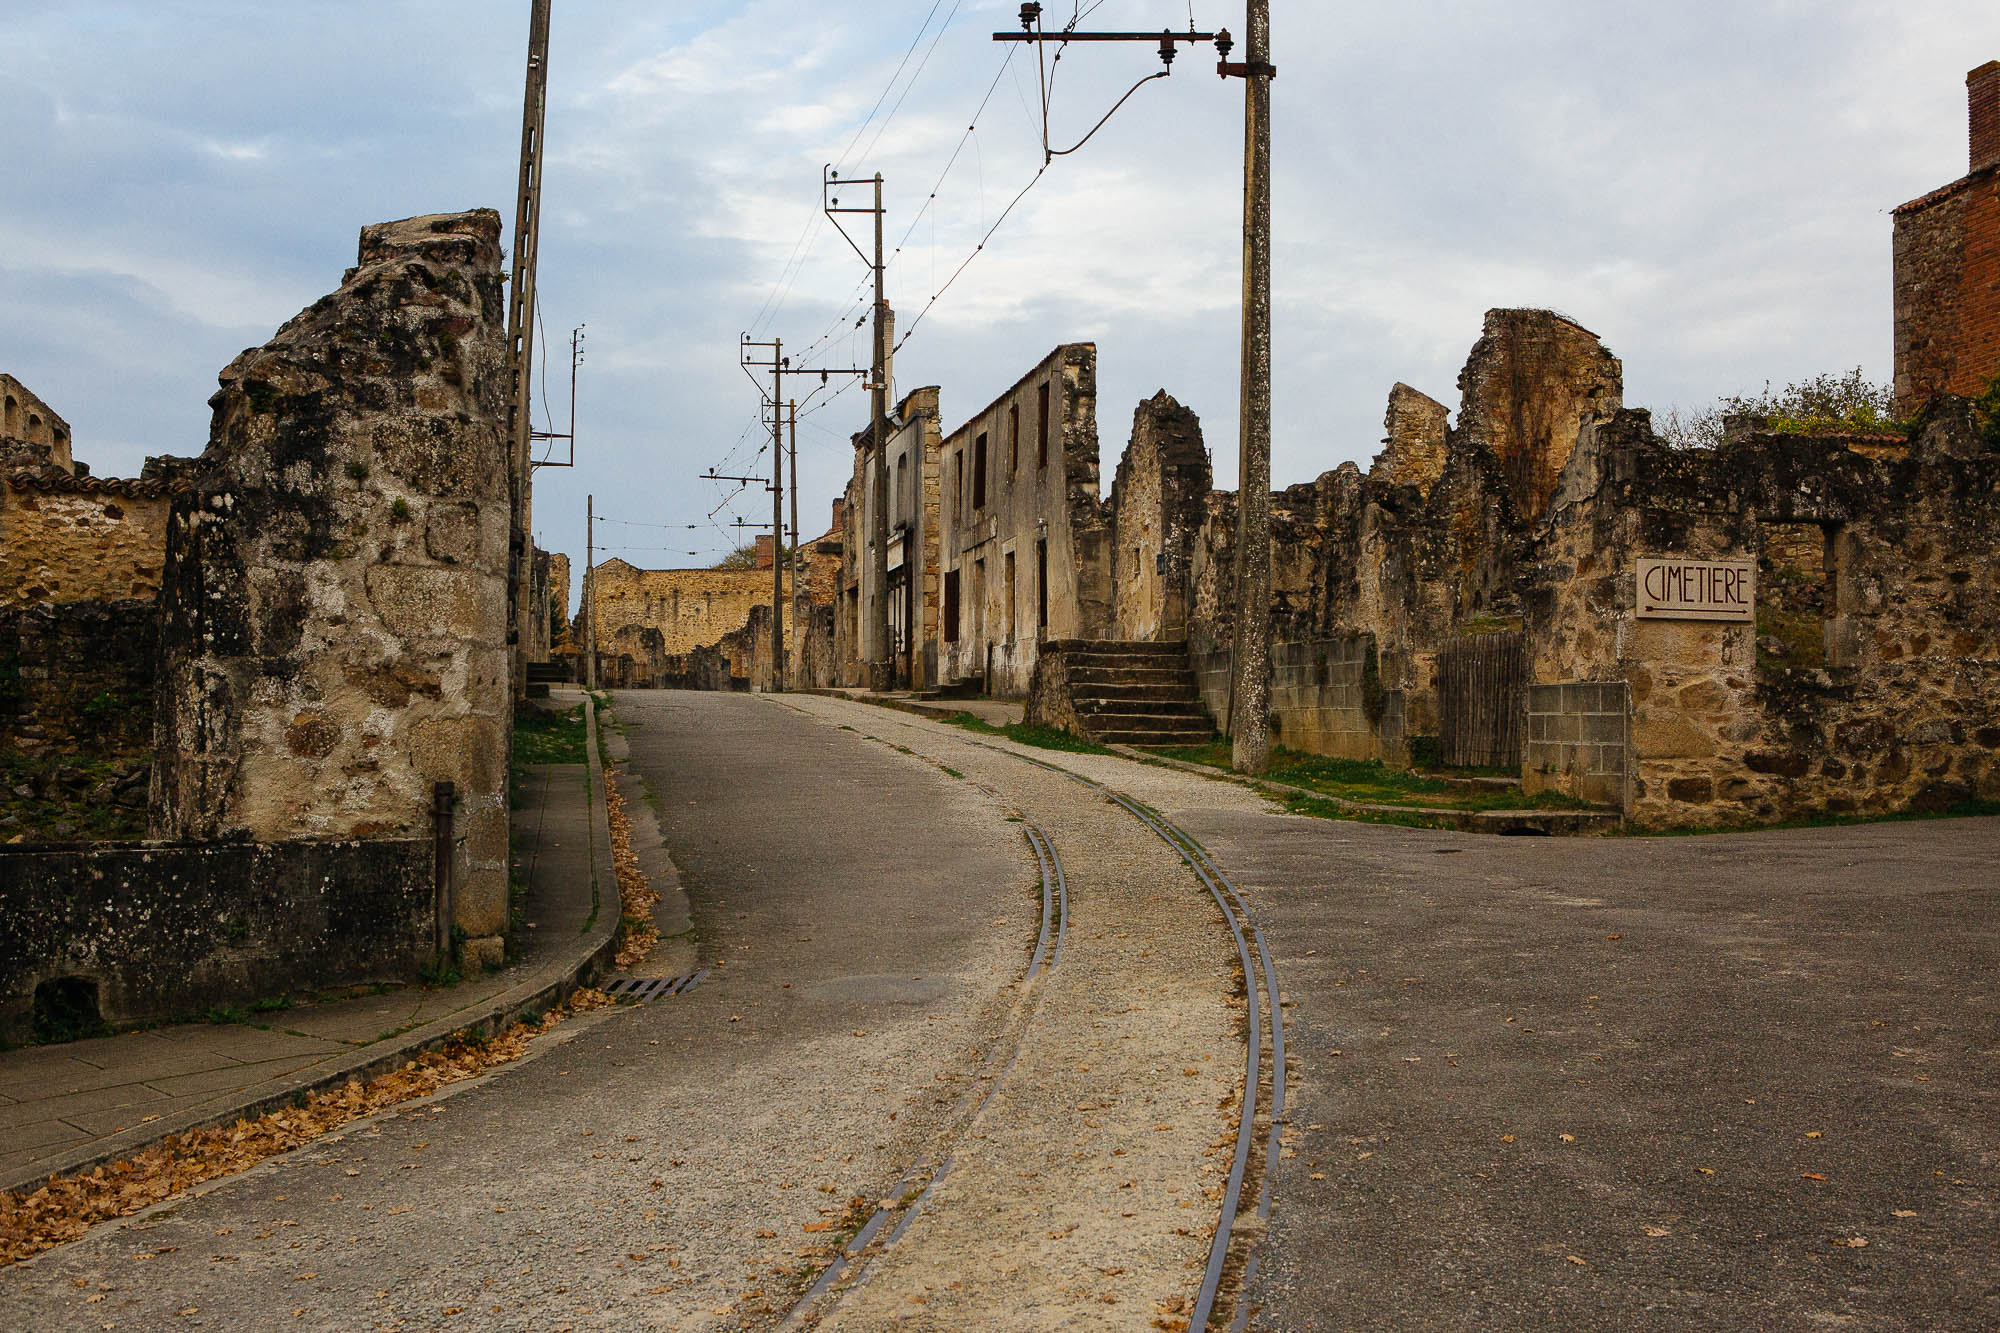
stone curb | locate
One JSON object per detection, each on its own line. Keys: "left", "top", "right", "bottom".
{"left": 800, "top": 688, "right": 993, "bottom": 726}
{"left": 799, "top": 688, "right": 1618, "bottom": 837}
{"left": 0, "top": 694, "right": 622, "bottom": 1198}
{"left": 1105, "top": 744, "right": 1623, "bottom": 837}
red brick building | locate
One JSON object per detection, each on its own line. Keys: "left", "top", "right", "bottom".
{"left": 1892, "top": 61, "right": 2000, "bottom": 413}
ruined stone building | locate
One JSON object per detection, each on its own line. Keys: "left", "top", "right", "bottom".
{"left": 3, "top": 210, "right": 524, "bottom": 1040}
{"left": 1, "top": 374, "right": 76, "bottom": 476}
{"left": 1894, "top": 61, "right": 2000, "bottom": 412}
{"left": 836, "top": 385, "right": 944, "bottom": 689}
{"left": 583, "top": 529, "right": 842, "bottom": 690}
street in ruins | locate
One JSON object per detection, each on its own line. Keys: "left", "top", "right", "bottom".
{"left": 4, "top": 690, "right": 1993, "bottom": 1331}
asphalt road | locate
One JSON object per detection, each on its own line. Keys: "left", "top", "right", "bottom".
{"left": 0, "top": 691, "right": 1037, "bottom": 1331}
{"left": 1055, "top": 752, "right": 2000, "bottom": 1333}
{"left": 4, "top": 691, "right": 1994, "bottom": 1333}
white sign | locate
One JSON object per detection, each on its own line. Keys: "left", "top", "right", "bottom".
{"left": 1635, "top": 557, "right": 1755, "bottom": 622}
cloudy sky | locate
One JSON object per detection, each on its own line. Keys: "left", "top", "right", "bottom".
{"left": 5, "top": 2, "right": 1998, "bottom": 600}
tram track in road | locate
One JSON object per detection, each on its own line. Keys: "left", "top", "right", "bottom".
{"left": 774, "top": 698, "right": 1285, "bottom": 1333}
{"left": 772, "top": 703, "right": 1074, "bottom": 1329}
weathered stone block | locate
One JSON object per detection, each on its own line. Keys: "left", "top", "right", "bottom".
{"left": 1667, "top": 776, "right": 1714, "bottom": 803}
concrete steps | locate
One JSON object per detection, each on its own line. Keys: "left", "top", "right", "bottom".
{"left": 1051, "top": 640, "right": 1215, "bottom": 748}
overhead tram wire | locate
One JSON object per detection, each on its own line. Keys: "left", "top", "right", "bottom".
{"left": 755, "top": 0, "right": 955, "bottom": 339}
{"left": 887, "top": 10, "right": 1189, "bottom": 358}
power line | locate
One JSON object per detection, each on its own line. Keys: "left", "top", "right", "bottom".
{"left": 832, "top": 0, "right": 947, "bottom": 171}
{"left": 853, "top": 0, "right": 965, "bottom": 167}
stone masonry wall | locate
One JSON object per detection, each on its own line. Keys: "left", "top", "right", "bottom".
{"left": 590, "top": 561, "right": 791, "bottom": 661}
{"left": 937, "top": 344, "right": 1105, "bottom": 695}
{"left": 1525, "top": 401, "right": 2000, "bottom": 826}
{"left": 1370, "top": 382, "right": 1448, "bottom": 493}
{"left": 0, "top": 473, "right": 180, "bottom": 609}
{"left": 1108, "top": 391, "right": 1210, "bottom": 643}
{"left": 0, "top": 836, "right": 432, "bottom": 1045}
{"left": 1456, "top": 309, "right": 1623, "bottom": 523}
{"left": 150, "top": 210, "right": 514, "bottom": 958}
{"left": 0, "top": 373, "right": 75, "bottom": 472}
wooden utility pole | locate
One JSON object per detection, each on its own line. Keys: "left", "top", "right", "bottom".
{"left": 584, "top": 494, "right": 597, "bottom": 691}
{"left": 506, "top": 0, "right": 552, "bottom": 701}
{"left": 1229, "top": 0, "right": 1275, "bottom": 776}
{"left": 993, "top": 4, "right": 1272, "bottom": 770}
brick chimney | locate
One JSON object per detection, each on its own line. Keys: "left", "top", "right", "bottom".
{"left": 1973, "top": 60, "right": 2000, "bottom": 174}
{"left": 754, "top": 533, "right": 775, "bottom": 569}
{"left": 831, "top": 497, "right": 847, "bottom": 533}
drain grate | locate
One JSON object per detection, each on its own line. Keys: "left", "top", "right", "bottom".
{"left": 600, "top": 970, "right": 707, "bottom": 1003}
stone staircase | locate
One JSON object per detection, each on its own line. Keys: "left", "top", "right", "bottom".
{"left": 1047, "top": 640, "right": 1215, "bottom": 748}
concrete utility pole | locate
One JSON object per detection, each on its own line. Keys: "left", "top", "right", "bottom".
{"left": 769, "top": 338, "right": 786, "bottom": 693}
{"left": 584, "top": 493, "right": 598, "bottom": 691}
{"left": 789, "top": 399, "right": 804, "bottom": 684}
{"left": 1229, "top": 0, "right": 1275, "bottom": 776}
{"left": 993, "top": 3, "right": 1274, "bottom": 771}
{"left": 505, "top": 0, "right": 552, "bottom": 702}
{"left": 826, "top": 170, "right": 892, "bottom": 689}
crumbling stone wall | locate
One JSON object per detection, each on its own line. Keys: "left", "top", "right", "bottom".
{"left": 1184, "top": 324, "right": 1551, "bottom": 756}
{"left": 0, "top": 373, "right": 74, "bottom": 473}
{"left": 590, "top": 559, "right": 792, "bottom": 664}
{"left": 547, "top": 551, "right": 571, "bottom": 647}
{"left": 1369, "top": 383, "right": 1448, "bottom": 493}
{"left": 1455, "top": 309, "right": 1622, "bottom": 523}
{"left": 0, "top": 837, "right": 432, "bottom": 1045}
{"left": 1526, "top": 401, "right": 2000, "bottom": 825}
{"left": 1108, "top": 392, "right": 1210, "bottom": 642}
{"left": 0, "top": 474, "right": 180, "bottom": 609}
{"left": 1892, "top": 62, "right": 2000, "bottom": 412}
{"left": 150, "top": 210, "right": 514, "bottom": 961}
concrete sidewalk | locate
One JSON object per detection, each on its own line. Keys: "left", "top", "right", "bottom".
{"left": 0, "top": 692, "right": 619, "bottom": 1196}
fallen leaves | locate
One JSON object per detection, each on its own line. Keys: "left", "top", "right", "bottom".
{"left": 603, "top": 769, "right": 660, "bottom": 968}
{"left": 0, "top": 988, "right": 614, "bottom": 1267}
{"left": 1642, "top": 1225, "right": 1670, "bottom": 1238}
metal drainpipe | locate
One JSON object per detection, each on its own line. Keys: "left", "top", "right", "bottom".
{"left": 431, "top": 781, "right": 456, "bottom": 959}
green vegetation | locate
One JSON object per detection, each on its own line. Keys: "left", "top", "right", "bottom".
{"left": 712, "top": 542, "right": 791, "bottom": 571}
{"left": 344, "top": 461, "right": 370, "bottom": 482}
{"left": 513, "top": 702, "right": 588, "bottom": 765}
{"left": 940, "top": 712, "right": 1110, "bottom": 755}
{"left": 1660, "top": 368, "right": 1910, "bottom": 450}
{"left": 1975, "top": 369, "right": 2000, "bottom": 447}
{"left": 1154, "top": 741, "right": 1594, "bottom": 812}
{"left": 390, "top": 497, "right": 413, "bottom": 522}
{"left": 0, "top": 749, "right": 149, "bottom": 841}
{"left": 1281, "top": 791, "right": 1460, "bottom": 831}
{"left": 1756, "top": 603, "right": 1826, "bottom": 670}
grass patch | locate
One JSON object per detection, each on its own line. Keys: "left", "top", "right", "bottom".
{"left": 940, "top": 712, "right": 1109, "bottom": 755}
{"left": 1282, "top": 792, "right": 1460, "bottom": 830}
{"left": 513, "top": 703, "right": 587, "bottom": 765}
{"left": 1155, "top": 741, "right": 1594, "bottom": 811}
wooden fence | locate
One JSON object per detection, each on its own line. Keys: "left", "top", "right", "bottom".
{"left": 1437, "top": 631, "right": 1526, "bottom": 769}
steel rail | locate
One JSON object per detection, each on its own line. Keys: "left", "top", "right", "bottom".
{"left": 776, "top": 798, "right": 1070, "bottom": 1329}
{"left": 967, "top": 744, "right": 1285, "bottom": 1333}
{"left": 775, "top": 699, "right": 1278, "bottom": 1330}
